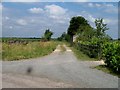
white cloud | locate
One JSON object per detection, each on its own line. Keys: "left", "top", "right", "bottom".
{"left": 5, "top": 16, "right": 10, "bottom": 20}
{"left": 103, "top": 19, "right": 111, "bottom": 24}
{"left": 16, "top": 19, "right": 27, "bottom": 26}
{"left": 80, "top": 10, "right": 118, "bottom": 27}
{"left": 28, "top": 4, "right": 69, "bottom": 24}
{"left": 74, "top": 0, "right": 118, "bottom": 2}
{"left": 3, "top": 0, "right": 40, "bottom": 2}
{"left": 3, "top": 0, "right": 88, "bottom": 2}
{"left": 87, "top": 3, "right": 118, "bottom": 13}
{"left": 0, "top": 3, "right": 2, "bottom": 27}
{"left": 45, "top": 4, "right": 67, "bottom": 16}
{"left": 88, "top": 3, "right": 101, "bottom": 8}
{"left": 71, "top": 0, "right": 88, "bottom": 2}
{"left": 28, "top": 7, "right": 43, "bottom": 14}
{"left": 9, "top": 26, "right": 13, "bottom": 29}
{"left": 103, "top": 18, "right": 118, "bottom": 25}
{"left": 81, "top": 11, "right": 96, "bottom": 23}
{"left": 95, "top": 3, "right": 101, "bottom": 7}
{"left": 45, "top": 4, "right": 69, "bottom": 23}
{"left": 88, "top": 3, "right": 94, "bottom": 7}
{"left": 0, "top": 3, "right": 3, "bottom": 12}
{"left": 3, "top": 0, "right": 119, "bottom": 2}
{"left": 88, "top": 15, "right": 96, "bottom": 23}
{"left": 104, "top": 4, "right": 118, "bottom": 13}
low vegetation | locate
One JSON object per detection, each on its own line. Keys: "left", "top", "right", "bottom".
{"left": 94, "top": 65, "right": 120, "bottom": 77}
{"left": 102, "top": 41, "right": 120, "bottom": 72}
{"left": 71, "top": 46, "right": 97, "bottom": 61}
{"left": 2, "top": 41, "right": 58, "bottom": 61}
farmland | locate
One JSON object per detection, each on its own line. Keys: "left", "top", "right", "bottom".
{"left": 2, "top": 38, "right": 58, "bottom": 61}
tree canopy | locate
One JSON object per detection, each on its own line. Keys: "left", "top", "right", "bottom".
{"left": 67, "top": 16, "right": 89, "bottom": 36}
{"left": 67, "top": 16, "right": 91, "bottom": 45}
{"left": 95, "top": 18, "right": 109, "bottom": 38}
{"left": 43, "top": 29, "right": 53, "bottom": 41}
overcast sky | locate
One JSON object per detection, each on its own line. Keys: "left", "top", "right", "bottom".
{"left": 1, "top": 1, "right": 119, "bottom": 39}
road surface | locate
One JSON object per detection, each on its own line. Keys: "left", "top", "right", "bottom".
{"left": 2, "top": 45, "right": 118, "bottom": 88}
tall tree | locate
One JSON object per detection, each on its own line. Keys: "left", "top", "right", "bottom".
{"left": 67, "top": 16, "right": 89, "bottom": 45}
{"left": 95, "top": 18, "right": 109, "bottom": 59}
{"left": 95, "top": 18, "right": 109, "bottom": 39}
{"left": 43, "top": 29, "right": 53, "bottom": 41}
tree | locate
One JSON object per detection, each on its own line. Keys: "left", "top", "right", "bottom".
{"left": 60, "top": 32, "right": 67, "bottom": 41}
{"left": 95, "top": 18, "right": 109, "bottom": 39}
{"left": 67, "top": 16, "right": 89, "bottom": 45}
{"left": 43, "top": 29, "right": 53, "bottom": 41}
{"left": 95, "top": 18, "right": 109, "bottom": 59}
{"left": 57, "top": 32, "right": 66, "bottom": 41}
{"left": 57, "top": 32, "right": 70, "bottom": 42}
{"left": 77, "top": 25, "right": 95, "bottom": 42}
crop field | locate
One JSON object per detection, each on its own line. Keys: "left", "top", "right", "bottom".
{"left": 2, "top": 38, "right": 58, "bottom": 61}
{"left": 2, "top": 37, "right": 40, "bottom": 43}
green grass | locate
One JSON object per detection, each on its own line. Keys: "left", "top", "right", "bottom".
{"left": 2, "top": 41, "right": 58, "bottom": 61}
{"left": 94, "top": 65, "right": 120, "bottom": 77}
{"left": 60, "top": 41, "right": 97, "bottom": 61}
{"left": 70, "top": 46, "right": 97, "bottom": 61}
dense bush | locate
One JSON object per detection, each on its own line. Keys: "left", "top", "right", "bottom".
{"left": 74, "top": 42, "right": 99, "bottom": 58}
{"left": 102, "top": 41, "right": 120, "bottom": 72}
{"left": 75, "top": 40, "right": 120, "bottom": 73}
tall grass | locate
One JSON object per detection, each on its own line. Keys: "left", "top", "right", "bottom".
{"left": 2, "top": 41, "right": 58, "bottom": 61}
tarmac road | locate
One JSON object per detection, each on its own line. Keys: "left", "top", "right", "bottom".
{"left": 2, "top": 45, "right": 118, "bottom": 88}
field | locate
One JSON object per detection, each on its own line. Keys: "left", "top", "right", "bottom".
{"left": 2, "top": 38, "right": 58, "bottom": 61}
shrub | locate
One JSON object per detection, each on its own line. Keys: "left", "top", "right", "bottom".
{"left": 74, "top": 43, "right": 99, "bottom": 58}
{"left": 102, "top": 41, "right": 120, "bottom": 72}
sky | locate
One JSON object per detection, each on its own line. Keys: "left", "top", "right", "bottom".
{"left": 1, "top": 0, "right": 119, "bottom": 39}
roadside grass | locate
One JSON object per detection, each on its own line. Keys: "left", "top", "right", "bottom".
{"left": 59, "top": 41, "right": 97, "bottom": 61}
{"left": 94, "top": 65, "right": 120, "bottom": 78}
{"left": 2, "top": 41, "right": 58, "bottom": 61}
{"left": 71, "top": 47, "right": 97, "bottom": 61}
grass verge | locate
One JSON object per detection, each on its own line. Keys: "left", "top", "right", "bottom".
{"left": 70, "top": 46, "right": 97, "bottom": 61}
{"left": 60, "top": 41, "right": 97, "bottom": 61}
{"left": 94, "top": 65, "right": 120, "bottom": 77}
{"left": 2, "top": 41, "right": 58, "bottom": 61}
